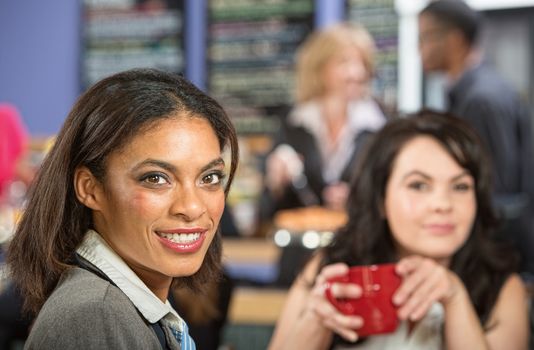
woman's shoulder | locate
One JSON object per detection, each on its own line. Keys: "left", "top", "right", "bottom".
{"left": 491, "top": 273, "right": 528, "bottom": 312}
{"left": 36, "top": 267, "right": 135, "bottom": 321}
{"left": 487, "top": 273, "right": 527, "bottom": 323}
{"left": 55, "top": 267, "right": 128, "bottom": 302}
{"left": 484, "top": 273, "right": 530, "bottom": 347}
{"left": 286, "top": 101, "right": 322, "bottom": 129}
{"left": 26, "top": 267, "right": 159, "bottom": 349}
{"left": 348, "top": 98, "right": 388, "bottom": 131}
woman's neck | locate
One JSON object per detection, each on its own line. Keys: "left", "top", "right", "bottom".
{"left": 320, "top": 95, "right": 349, "bottom": 143}
{"left": 320, "top": 94, "right": 349, "bottom": 120}
{"left": 128, "top": 263, "right": 172, "bottom": 302}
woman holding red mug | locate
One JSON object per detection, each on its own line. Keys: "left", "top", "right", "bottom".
{"left": 269, "top": 110, "right": 529, "bottom": 350}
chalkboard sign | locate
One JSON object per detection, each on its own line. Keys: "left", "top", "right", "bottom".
{"left": 81, "top": 0, "right": 185, "bottom": 89}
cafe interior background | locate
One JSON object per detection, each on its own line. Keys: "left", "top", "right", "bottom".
{"left": 1, "top": 0, "right": 533, "bottom": 349}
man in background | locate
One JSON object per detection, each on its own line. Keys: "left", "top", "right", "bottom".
{"left": 418, "top": 0, "right": 534, "bottom": 277}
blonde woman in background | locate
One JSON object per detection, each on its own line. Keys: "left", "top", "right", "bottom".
{"left": 261, "top": 23, "right": 388, "bottom": 219}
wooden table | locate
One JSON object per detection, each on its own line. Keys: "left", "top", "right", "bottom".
{"left": 227, "top": 287, "right": 288, "bottom": 325}
{"left": 222, "top": 238, "right": 287, "bottom": 324}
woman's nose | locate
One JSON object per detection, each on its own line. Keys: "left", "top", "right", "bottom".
{"left": 170, "top": 184, "right": 206, "bottom": 221}
{"left": 431, "top": 189, "right": 453, "bottom": 212}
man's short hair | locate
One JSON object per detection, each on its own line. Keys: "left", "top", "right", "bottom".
{"left": 421, "top": 0, "right": 482, "bottom": 46}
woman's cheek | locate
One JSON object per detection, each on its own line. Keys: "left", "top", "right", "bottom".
{"left": 209, "top": 192, "right": 226, "bottom": 224}
{"left": 128, "top": 191, "right": 163, "bottom": 219}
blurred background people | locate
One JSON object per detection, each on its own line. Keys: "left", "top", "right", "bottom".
{"left": 261, "top": 23, "right": 388, "bottom": 220}
{"left": 269, "top": 110, "right": 529, "bottom": 350}
{"left": 418, "top": 0, "right": 534, "bottom": 277}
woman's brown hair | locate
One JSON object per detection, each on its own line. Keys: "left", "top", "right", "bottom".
{"left": 323, "top": 109, "right": 517, "bottom": 326}
{"left": 7, "top": 68, "right": 239, "bottom": 315}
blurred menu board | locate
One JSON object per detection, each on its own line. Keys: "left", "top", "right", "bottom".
{"left": 347, "top": 0, "right": 398, "bottom": 112}
{"left": 208, "top": 0, "right": 314, "bottom": 135}
{"left": 82, "top": 0, "right": 184, "bottom": 89}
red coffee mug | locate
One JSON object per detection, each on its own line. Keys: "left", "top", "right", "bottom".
{"left": 324, "top": 263, "right": 401, "bottom": 337}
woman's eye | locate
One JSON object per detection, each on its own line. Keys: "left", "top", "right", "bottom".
{"left": 453, "top": 182, "right": 473, "bottom": 192}
{"left": 407, "top": 181, "right": 429, "bottom": 191}
{"left": 202, "top": 172, "right": 225, "bottom": 186}
{"left": 141, "top": 173, "right": 168, "bottom": 185}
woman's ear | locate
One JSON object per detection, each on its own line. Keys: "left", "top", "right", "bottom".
{"left": 74, "top": 166, "right": 103, "bottom": 211}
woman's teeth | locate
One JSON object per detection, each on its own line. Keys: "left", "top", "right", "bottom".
{"left": 158, "top": 232, "right": 201, "bottom": 244}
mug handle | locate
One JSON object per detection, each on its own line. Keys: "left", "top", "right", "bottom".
{"left": 324, "top": 278, "right": 357, "bottom": 314}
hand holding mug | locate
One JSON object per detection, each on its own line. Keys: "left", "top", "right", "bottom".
{"left": 308, "top": 263, "right": 364, "bottom": 342}
{"left": 324, "top": 263, "right": 402, "bottom": 337}
{"left": 393, "top": 256, "right": 460, "bottom": 321}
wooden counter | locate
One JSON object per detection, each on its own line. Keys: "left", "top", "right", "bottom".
{"left": 222, "top": 238, "right": 287, "bottom": 325}
{"left": 228, "top": 287, "right": 288, "bottom": 325}
{"left": 222, "top": 238, "right": 280, "bottom": 265}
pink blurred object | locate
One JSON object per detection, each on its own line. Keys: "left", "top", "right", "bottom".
{"left": 0, "top": 103, "right": 28, "bottom": 198}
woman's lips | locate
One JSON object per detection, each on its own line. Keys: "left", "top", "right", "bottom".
{"left": 155, "top": 228, "right": 207, "bottom": 253}
{"left": 424, "top": 223, "right": 455, "bottom": 235}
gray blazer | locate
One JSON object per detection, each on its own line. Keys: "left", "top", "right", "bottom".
{"left": 24, "top": 267, "right": 164, "bottom": 350}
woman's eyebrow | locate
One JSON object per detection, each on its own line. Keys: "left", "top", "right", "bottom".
{"left": 401, "top": 170, "right": 471, "bottom": 182}
{"left": 401, "top": 170, "right": 431, "bottom": 181}
{"left": 131, "top": 157, "right": 225, "bottom": 174}
{"left": 200, "top": 157, "right": 225, "bottom": 173}
{"left": 451, "top": 171, "right": 472, "bottom": 181}
{"left": 132, "top": 159, "right": 176, "bottom": 173}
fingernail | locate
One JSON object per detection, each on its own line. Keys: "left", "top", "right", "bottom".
{"left": 349, "top": 332, "right": 358, "bottom": 342}
{"left": 331, "top": 284, "right": 338, "bottom": 295}
{"left": 351, "top": 284, "right": 362, "bottom": 296}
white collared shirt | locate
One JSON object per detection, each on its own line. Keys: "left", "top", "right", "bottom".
{"left": 335, "top": 303, "right": 444, "bottom": 350}
{"left": 76, "top": 229, "right": 185, "bottom": 334}
{"left": 288, "top": 98, "right": 385, "bottom": 183}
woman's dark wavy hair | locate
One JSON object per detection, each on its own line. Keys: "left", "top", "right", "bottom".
{"left": 7, "top": 68, "right": 239, "bottom": 315}
{"left": 322, "top": 109, "right": 517, "bottom": 325}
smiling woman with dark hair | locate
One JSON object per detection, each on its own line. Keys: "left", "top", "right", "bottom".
{"left": 269, "top": 110, "right": 529, "bottom": 350}
{"left": 7, "top": 68, "right": 239, "bottom": 350}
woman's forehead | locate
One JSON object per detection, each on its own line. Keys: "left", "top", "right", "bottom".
{"left": 391, "top": 136, "right": 467, "bottom": 177}
{"left": 111, "top": 117, "right": 220, "bottom": 161}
